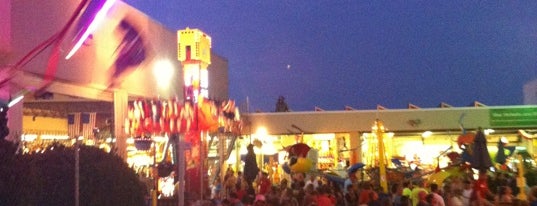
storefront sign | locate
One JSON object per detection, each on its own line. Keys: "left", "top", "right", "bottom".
{"left": 490, "top": 107, "right": 537, "bottom": 127}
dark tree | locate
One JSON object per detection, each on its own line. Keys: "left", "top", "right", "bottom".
{"left": 0, "top": 142, "right": 147, "bottom": 206}
{"left": 275, "top": 96, "right": 289, "bottom": 112}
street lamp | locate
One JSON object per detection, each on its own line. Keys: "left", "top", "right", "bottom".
{"left": 153, "top": 59, "right": 175, "bottom": 91}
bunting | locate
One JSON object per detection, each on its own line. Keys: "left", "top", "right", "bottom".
{"left": 314, "top": 106, "right": 325, "bottom": 112}
{"left": 344, "top": 105, "right": 356, "bottom": 111}
{"left": 474, "top": 101, "right": 486, "bottom": 107}
{"left": 81, "top": 112, "right": 97, "bottom": 138}
{"left": 439, "top": 102, "right": 452, "bottom": 108}
{"left": 377, "top": 105, "right": 387, "bottom": 110}
{"left": 67, "top": 113, "right": 81, "bottom": 138}
{"left": 408, "top": 103, "right": 420, "bottom": 109}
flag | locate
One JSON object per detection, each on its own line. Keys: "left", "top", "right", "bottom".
{"left": 439, "top": 102, "right": 452, "bottom": 108}
{"left": 376, "top": 105, "right": 387, "bottom": 110}
{"left": 474, "top": 101, "right": 486, "bottom": 107}
{"left": 408, "top": 103, "right": 420, "bottom": 109}
{"left": 81, "top": 112, "right": 97, "bottom": 138}
{"left": 314, "top": 106, "right": 324, "bottom": 111}
{"left": 68, "top": 113, "right": 81, "bottom": 138}
{"left": 344, "top": 106, "right": 356, "bottom": 111}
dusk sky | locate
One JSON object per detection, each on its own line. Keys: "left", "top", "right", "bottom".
{"left": 124, "top": 1, "right": 537, "bottom": 112}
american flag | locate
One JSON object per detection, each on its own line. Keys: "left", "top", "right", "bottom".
{"left": 68, "top": 113, "right": 81, "bottom": 138}
{"left": 81, "top": 113, "right": 97, "bottom": 139}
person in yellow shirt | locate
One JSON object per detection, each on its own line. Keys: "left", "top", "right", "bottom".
{"left": 410, "top": 181, "right": 428, "bottom": 206}
{"left": 402, "top": 181, "right": 413, "bottom": 198}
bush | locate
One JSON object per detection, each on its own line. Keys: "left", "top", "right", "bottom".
{"left": 0, "top": 140, "right": 147, "bottom": 206}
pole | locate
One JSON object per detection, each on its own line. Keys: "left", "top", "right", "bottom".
{"left": 219, "top": 134, "right": 226, "bottom": 185}
{"left": 246, "top": 96, "right": 249, "bottom": 113}
{"left": 152, "top": 141, "right": 158, "bottom": 206}
{"left": 235, "top": 140, "right": 241, "bottom": 177}
{"left": 333, "top": 137, "right": 339, "bottom": 169}
{"left": 374, "top": 119, "right": 388, "bottom": 193}
{"left": 177, "top": 134, "right": 185, "bottom": 206}
{"left": 75, "top": 136, "right": 79, "bottom": 206}
{"left": 200, "top": 131, "right": 205, "bottom": 201}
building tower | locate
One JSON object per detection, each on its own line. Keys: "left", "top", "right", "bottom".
{"left": 178, "top": 28, "right": 212, "bottom": 102}
{"left": 177, "top": 28, "right": 212, "bottom": 200}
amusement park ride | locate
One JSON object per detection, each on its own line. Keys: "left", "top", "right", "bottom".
{"left": 124, "top": 28, "right": 242, "bottom": 203}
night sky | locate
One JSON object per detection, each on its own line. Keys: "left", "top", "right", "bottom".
{"left": 124, "top": 1, "right": 537, "bottom": 112}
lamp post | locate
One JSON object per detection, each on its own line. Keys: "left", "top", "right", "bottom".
{"left": 151, "top": 59, "right": 178, "bottom": 205}
{"left": 75, "top": 135, "right": 79, "bottom": 206}
{"left": 372, "top": 119, "right": 388, "bottom": 193}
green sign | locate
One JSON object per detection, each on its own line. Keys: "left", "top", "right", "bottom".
{"left": 490, "top": 107, "right": 537, "bottom": 127}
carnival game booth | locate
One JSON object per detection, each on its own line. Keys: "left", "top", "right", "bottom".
{"left": 231, "top": 131, "right": 359, "bottom": 186}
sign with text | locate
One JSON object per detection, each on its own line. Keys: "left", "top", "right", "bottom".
{"left": 490, "top": 107, "right": 537, "bottom": 127}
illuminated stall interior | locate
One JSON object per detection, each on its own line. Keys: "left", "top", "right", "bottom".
{"left": 242, "top": 106, "right": 537, "bottom": 182}
{"left": 214, "top": 128, "right": 533, "bottom": 183}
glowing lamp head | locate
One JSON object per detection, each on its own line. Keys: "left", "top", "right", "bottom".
{"left": 153, "top": 60, "right": 175, "bottom": 89}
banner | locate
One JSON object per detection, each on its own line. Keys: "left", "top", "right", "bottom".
{"left": 490, "top": 107, "right": 537, "bottom": 127}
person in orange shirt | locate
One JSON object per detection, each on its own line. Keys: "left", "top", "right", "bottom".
{"left": 358, "top": 182, "right": 378, "bottom": 206}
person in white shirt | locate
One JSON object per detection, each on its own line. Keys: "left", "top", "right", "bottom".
{"left": 429, "top": 183, "right": 445, "bottom": 206}
{"left": 303, "top": 174, "right": 319, "bottom": 190}
{"left": 449, "top": 188, "right": 465, "bottom": 206}
{"left": 462, "top": 179, "right": 473, "bottom": 206}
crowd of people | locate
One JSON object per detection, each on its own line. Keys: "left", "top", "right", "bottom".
{"left": 196, "top": 168, "right": 537, "bottom": 206}
{"left": 179, "top": 143, "right": 537, "bottom": 206}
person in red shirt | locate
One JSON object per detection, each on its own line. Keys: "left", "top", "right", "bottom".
{"left": 235, "top": 183, "right": 247, "bottom": 201}
{"left": 471, "top": 170, "right": 493, "bottom": 206}
{"left": 316, "top": 186, "right": 335, "bottom": 206}
{"left": 258, "top": 172, "right": 272, "bottom": 195}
